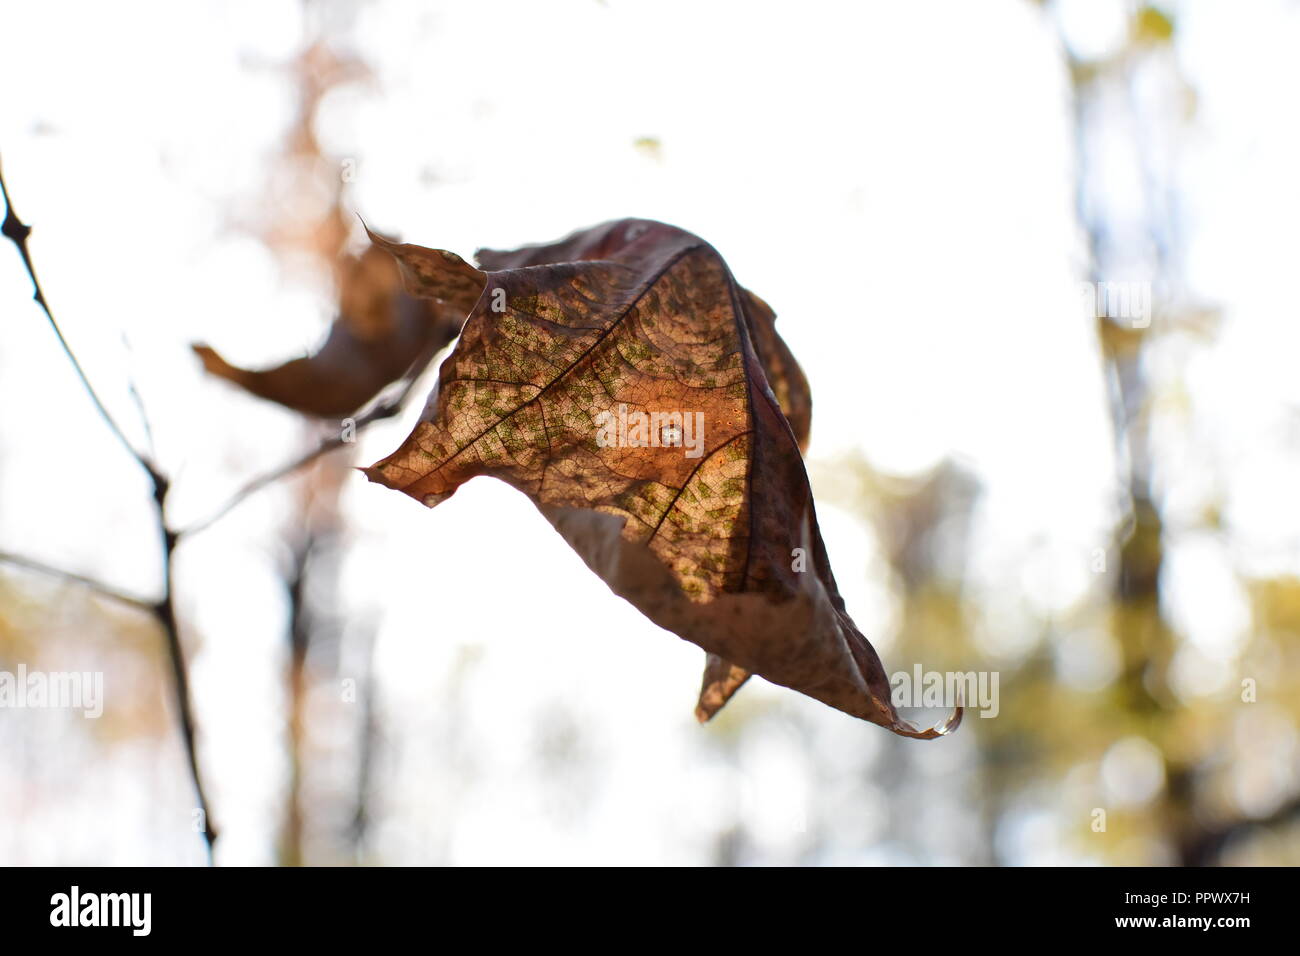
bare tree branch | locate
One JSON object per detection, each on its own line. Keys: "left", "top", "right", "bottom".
{"left": 0, "top": 550, "right": 156, "bottom": 612}
{"left": 0, "top": 156, "right": 217, "bottom": 862}
{"left": 0, "top": 158, "right": 161, "bottom": 480}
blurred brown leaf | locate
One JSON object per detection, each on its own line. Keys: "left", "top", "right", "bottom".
{"left": 364, "top": 218, "right": 957, "bottom": 737}
{"left": 193, "top": 245, "right": 470, "bottom": 418}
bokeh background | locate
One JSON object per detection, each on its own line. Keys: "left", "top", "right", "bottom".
{"left": 2, "top": 0, "right": 1299, "bottom": 865}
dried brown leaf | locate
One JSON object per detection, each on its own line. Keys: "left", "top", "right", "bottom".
{"left": 365, "top": 219, "right": 958, "bottom": 737}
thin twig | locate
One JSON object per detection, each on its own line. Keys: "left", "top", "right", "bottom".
{"left": 0, "top": 550, "right": 157, "bottom": 612}
{"left": 0, "top": 161, "right": 159, "bottom": 477}
{"left": 180, "top": 434, "right": 352, "bottom": 539}
{"left": 179, "top": 381, "right": 415, "bottom": 539}
{"left": 126, "top": 367, "right": 160, "bottom": 462}
{"left": 0, "top": 156, "right": 217, "bottom": 862}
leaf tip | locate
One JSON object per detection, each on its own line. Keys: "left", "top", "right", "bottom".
{"left": 888, "top": 700, "right": 964, "bottom": 739}
{"left": 191, "top": 343, "right": 239, "bottom": 381}
{"left": 362, "top": 221, "right": 396, "bottom": 252}
{"left": 358, "top": 462, "right": 389, "bottom": 485}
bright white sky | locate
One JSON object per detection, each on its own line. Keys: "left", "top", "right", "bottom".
{"left": 1, "top": 0, "right": 1298, "bottom": 864}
